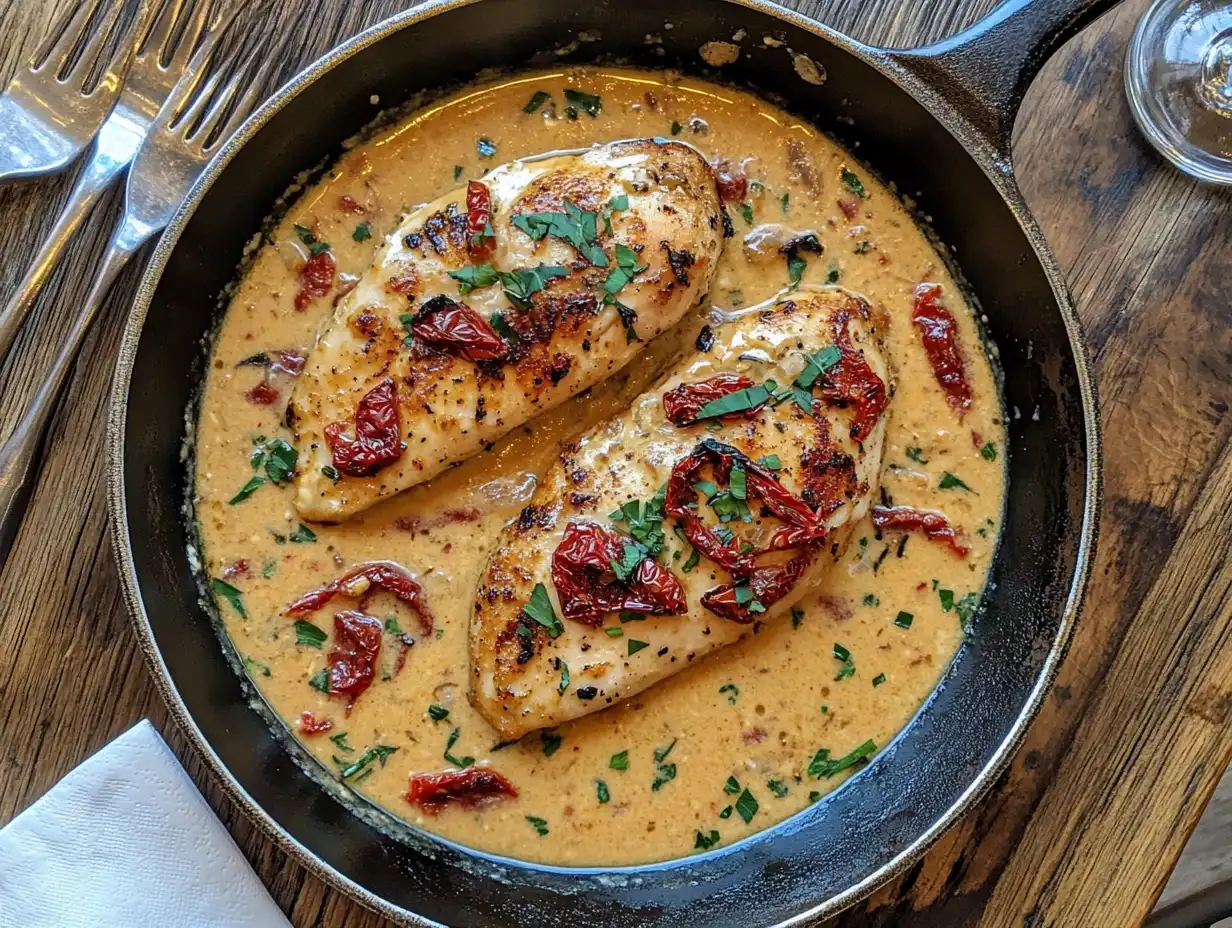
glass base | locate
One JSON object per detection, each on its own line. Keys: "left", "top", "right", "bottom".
{"left": 1125, "top": 0, "right": 1232, "bottom": 184}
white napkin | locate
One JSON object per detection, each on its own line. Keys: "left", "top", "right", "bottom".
{"left": 0, "top": 719, "right": 292, "bottom": 928}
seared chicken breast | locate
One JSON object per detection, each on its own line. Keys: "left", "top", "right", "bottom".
{"left": 290, "top": 139, "right": 724, "bottom": 521}
{"left": 470, "top": 288, "right": 891, "bottom": 738}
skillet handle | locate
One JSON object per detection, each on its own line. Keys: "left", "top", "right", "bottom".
{"left": 890, "top": 0, "right": 1123, "bottom": 163}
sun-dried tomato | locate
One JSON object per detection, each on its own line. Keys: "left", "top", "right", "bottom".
{"left": 713, "top": 167, "right": 748, "bottom": 202}
{"left": 838, "top": 197, "right": 860, "bottom": 220}
{"left": 550, "top": 522, "right": 687, "bottom": 626}
{"left": 324, "top": 378, "right": 403, "bottom": 477}
{"left": 465, "top": 181, "right": 495, "bottom": 260}
{"left": 664, "top": 438, "right": 829, "bottom": 622}
{"left": 817, "top": 319, "right": 888, "bottom": 442}
{"left": 294, "top": 250, "right": 335, "bottom": 311}
{"left": 872, "top": 505, "right": 969, "bottom": 557}
{"left": 326, "top": 610, "right": 382, "bottom": 714}
{"left": 246, "top": 381, "right": 279, "bottom": 405}
{"left": 338, "top": 194, "right": 364, "bottom": 213}
{"left": 411, "top": 296, "right": 508, "bottom": 362}
{"left": 297, "top": 710, "right": 333, "bottom": 734}
{"left": 285, "top": 559, "right": 434, "bottom": 634}
{"left": 406, "top": 767, "right": 518, "bottom": 814}
{"left": 912, "top": 283, "right": 971, "bottom": 414}
{"left": 662, "top": 374, "right": 763, "bottom": 427}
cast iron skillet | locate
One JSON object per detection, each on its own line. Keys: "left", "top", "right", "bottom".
{"left": 107, "top": 0, "right": 1109, "bottom": 923}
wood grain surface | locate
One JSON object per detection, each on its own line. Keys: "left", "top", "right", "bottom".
{"left": 1, "top": 0, "right": 1229, "bottom": 925}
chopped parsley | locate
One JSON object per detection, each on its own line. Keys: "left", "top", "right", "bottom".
{"left": 210, "top": 578, "right": 247, "bottom": 619}
{"left": 695, "top": 380, "right": 775, "bottom": 420}
{"left": 500, "top": 264, "right": 569, "bottom": 309}
{"left": 328, "top": 731, "right": 353, "bottom": 752}
{"left": 321, "top": 464, "right": 340, "bottom": 482}
{"left": 733, "top": 584, "right": 765, "bottom": 613}
{"left": 428, "top": 704, "right": 450, "bottom": 722}
{"left": 293, "top": 224, "right": 317, "bottom": 246}
{"left": 523, "top": 90, "right": 551, "bottom": 113}
{"left": 735, "top": 788, "right": 758, "bottom": 823}
{"left": 767, "top": 779, "right": 789, "bottom": 798}
{"left": 476, "top": 137, "right": 497, "bottom": 158}
{"left": 719, "top": 683, "right": 739, "bottom": 705}
{"left": 955, "top": 592, "right": 980, "bottom": 631}
{"left": 808, "top": 739, "right": 877, "bottom": 778}
{"left": 854, "top": 240, "right": 871, "bottom": 254}
{"left": 603, "top": 243, "right": 648, "bottom": 297}
{"left": 791, "top": 606, "right": 805, "bottom": 629}
{"left": 447, "top": 262, "right": 500, "bottom": 295}
{"left": 719, "top": 805, "right": 733, "bottom": 819}
{"left": 443, "top": 728, "right": 475, "bottom": 768}
{"left": 863, "top": 593, "right": 880, "bottom": 607}
{"left": 786, "top": 251, "right": 807, "bottom": 287}
{"left": 601, "top": 194, "right": 629, "bottom": 235}
{"left": 512, "top": 200, "right": 607, "bottom": 266}
{"left": 794, "top": 345, "right": 842, "bottom": 390}
{"left": 695, "top": 829, "right": 721, "bottom": 850}
{"left": 563, "top": 88, "right": 602, "bottom": 117}
{"left": 759, "top": 454, "right": 782, "bottom": 470}
{"left": 833, "top": 642, "right": 855, "bottom": 681}
{"left": 522, "top": 582, "right": 563, "bottom": 638}
{"left": 671, "top": 120, "right": 682, "bottom": 135}
{"left": 308, "top": 668, "right": 329, "bottom": 693}
{"left": 229, "top": 475, "right": 265, "bottom": 504}
{"left": 243, "top": 656, "right": 271, "bottom": 677}
{"left": 352, "top": 222, "right": 372, "bottom": 242}
{"left": 628, "top": 639, "right": 649, "bottom": 656}
{"left": 939, "top": 589, "right": 955, "bottom": 612}
{"left": 541, "top": 730, "right": 562, "bottom": 757}
{"left": 289, "top": 523, "right": 317, "bottom": 544}
{"left": 840, "top": 167, "right": 869, "bottom": 199}
{"left": 651, "top": 739, "right": 678, "bottom": 791}
{"left": 609, "top": 486, "right": 667, "bottom": 558}
{"left": 981, "top": 441, "right": 998, "bottom": 461}
{"left": 260, "top": 561, "right": 276, "bottom": 579}
{"left": 906, "top": 446, "right": 928, "bottom": 464}
{"left": 894, "top": 610, "right": 914, "bottom": 629}
{"left": 339, "top": 744, "right": 397, "bottom": 779}
{"left": 489, "top": 312, "right": 521, "bottom": 348}
{"left": 558, "top": 660, "right": 571, "bottom": 694}
{"left": 872, "top": 673, "right": 886, "bottom": 686}
{"left": 739, "top": 202, "right": 754, "bottom": 224}
{"left": 826, "top": 266, "right": 840, "bottom": 284}
{"left": 525, "top": 815, "right": 550, "bottom": 836}
{"left": 780, "top": 192, "right": 790, "bottom": 213}
{"left": 609, "top": 750, "right": 629, "bottom": 771}
{"left": 605, "top": 626, "right": 624, "bottom": 637}
{"left": 596, "top": 779, "right": 610, "bottom": 803}
{"left": 939, "top": 471, "right": 973, "bottom": 491}
{"left": 724, "top": 775, "right": 741, "bottom": 794}
{"left": 294, "top": 620, "right": 326, "bottom": 648}
{"left": 453, "top": 165, "right": 463, "bottom": 181}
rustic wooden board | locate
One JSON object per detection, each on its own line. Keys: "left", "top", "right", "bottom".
{"left": 1, "top": 0, "right": 1229, "bottom": 925}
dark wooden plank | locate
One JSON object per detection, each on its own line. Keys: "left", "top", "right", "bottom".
{"left": 1, "top": 0, "right": 1228, "bottom": 926}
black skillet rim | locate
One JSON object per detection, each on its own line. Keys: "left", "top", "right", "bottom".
{"left": 105, "top": 0, "right": 1103, "bottom": 923}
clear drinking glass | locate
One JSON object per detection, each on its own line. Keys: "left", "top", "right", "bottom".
{"left": 1125, "top": 0, "right": 1232, "bottom": 183}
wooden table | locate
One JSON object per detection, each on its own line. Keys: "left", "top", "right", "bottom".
{"left": 2, "top": 0, "right": 1229, "bottom": 924}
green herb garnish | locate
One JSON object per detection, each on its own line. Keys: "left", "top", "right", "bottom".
{"left": 609, "top": 750, "right": 629, "bottom": 771}
{"left": 443, "top": 728, "right": 475, "bottom": 768}
{"left": 939, "top": 471, "right": 973, "bottom": 491}
{"left": 340, "top": 744, "right": 397, "bottom": 779}
{"left": 628, "top": 639, "right": 649, "bottom": 655}
{"left": 719, "top": 683, "right": 739, "bottom": 705}
{"left": 512, "top": 200, "right": 607, "bottom": 266}
{"left": 229, "top": 475, "right": 266, "bottom": 504}
{"left": 735, "top": 788, "right": 758, "bottom": 823}
{"left": 906, "top": 446, "right": 928, "bottom": 464}
{"left": 833, "top": 642, "right": 855, "bottom": 680}
{"left": 428, "top": 704, "right": 450, "bottom": 722}
{"left": 329, "top": 731, "right": 353, "bottom": 752}
{"left": 522, "top": 582, "right": 563, "bottom": 638}
{"left": 541, "top": 730, "right": 562, "bottom": 756}
{"left": 808, "top": 739, "right": 876, "bottom": 778}
{"left": 563, "top": 88, "right": 602, "bottom": 117}
{"left": 872, "top": 673, "right": 886, "bottom": 686}
{"left": 840, "top": 167, "right": 868, "bottom": 198}
{"left": 981, "top": 441, "right": 998, "bottom": 461}
{"left": 523, "top": 90, "right": 551, "bottom": 113}
{"left": 739, "top": 202, "right": 754, "bottom": 224}
{"left": 308, "top": 668, "right": 329, "bottom": 693}
{"left": 289, "top": 523, "right": 317, "bottom": 544}
{"left": 767, "top": 779, "right": 788, "bottom": 798}
{"left": 526, "top": 815, "right": 550, "bottom": 836}
{"left": 596, "top": 779, "right": 610, "bottom": 803}
{"left": 352, "top": 222, "right": 372, "bottom": 242}
{"left": 476, "top": 137, "right": 497, "bottom": 158}
{"left": 694, "top": 829, "right": 721, "bottom": 850}
{"left": 210, "top": 578, "right": 247, "bottom": 619}
{"left": 294, "top": 620, "right": 326, "bottom": 648}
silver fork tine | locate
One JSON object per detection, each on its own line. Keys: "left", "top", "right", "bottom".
{"left": 97, "top": 0, "right": 158, "bottom": 93}
{"left": 168, "top": 2, "right": 229, "bottom": 72}
{"left": 211, "top": 55, "right": 273, "bottom": 146}
{"left": 143, "top": 0, "right": 188, "bottom": 64}
{"left": 63, "top": 0, "right": 126, "bottom": 89}
{"left": 38, "top": 0, "right": 105, "bottom": 75}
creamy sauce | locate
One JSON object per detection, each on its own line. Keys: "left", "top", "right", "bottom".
{"left": 193, "top": 67, "right": 1005, "bottom": 866}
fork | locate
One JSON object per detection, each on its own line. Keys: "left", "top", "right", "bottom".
{"left": 0, "top": 0, "right": 139, "bottom": 182}
{"left": 0, "top": 0, "right": 224, "bottom": 364}
{"left": 0, "top": 26, "right": 271, "bottom": 565}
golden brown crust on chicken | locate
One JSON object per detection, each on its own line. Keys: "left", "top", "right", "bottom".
{"left": 290, "top": 139, "right": 724, "bottom": 521}
{"left": 469, "top": 288, "right": 892, "bottom": 738}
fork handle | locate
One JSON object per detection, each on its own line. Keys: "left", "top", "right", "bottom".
{"left": 0, "top": 144, "right": 126, "bottom": 363}
{"left": 0, "top": 224, "right": 140, "bottom": 567}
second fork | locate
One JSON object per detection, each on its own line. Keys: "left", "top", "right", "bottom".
{"left": 0, "top": 0, "right": 225, "bottom": 364}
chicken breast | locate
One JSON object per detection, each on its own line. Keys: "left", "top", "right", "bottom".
{"left": 290, "top": 139, "right": 725, "bottom": 521}
{"left": 470, "top": 287, "right": 891, "bottom": 738}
